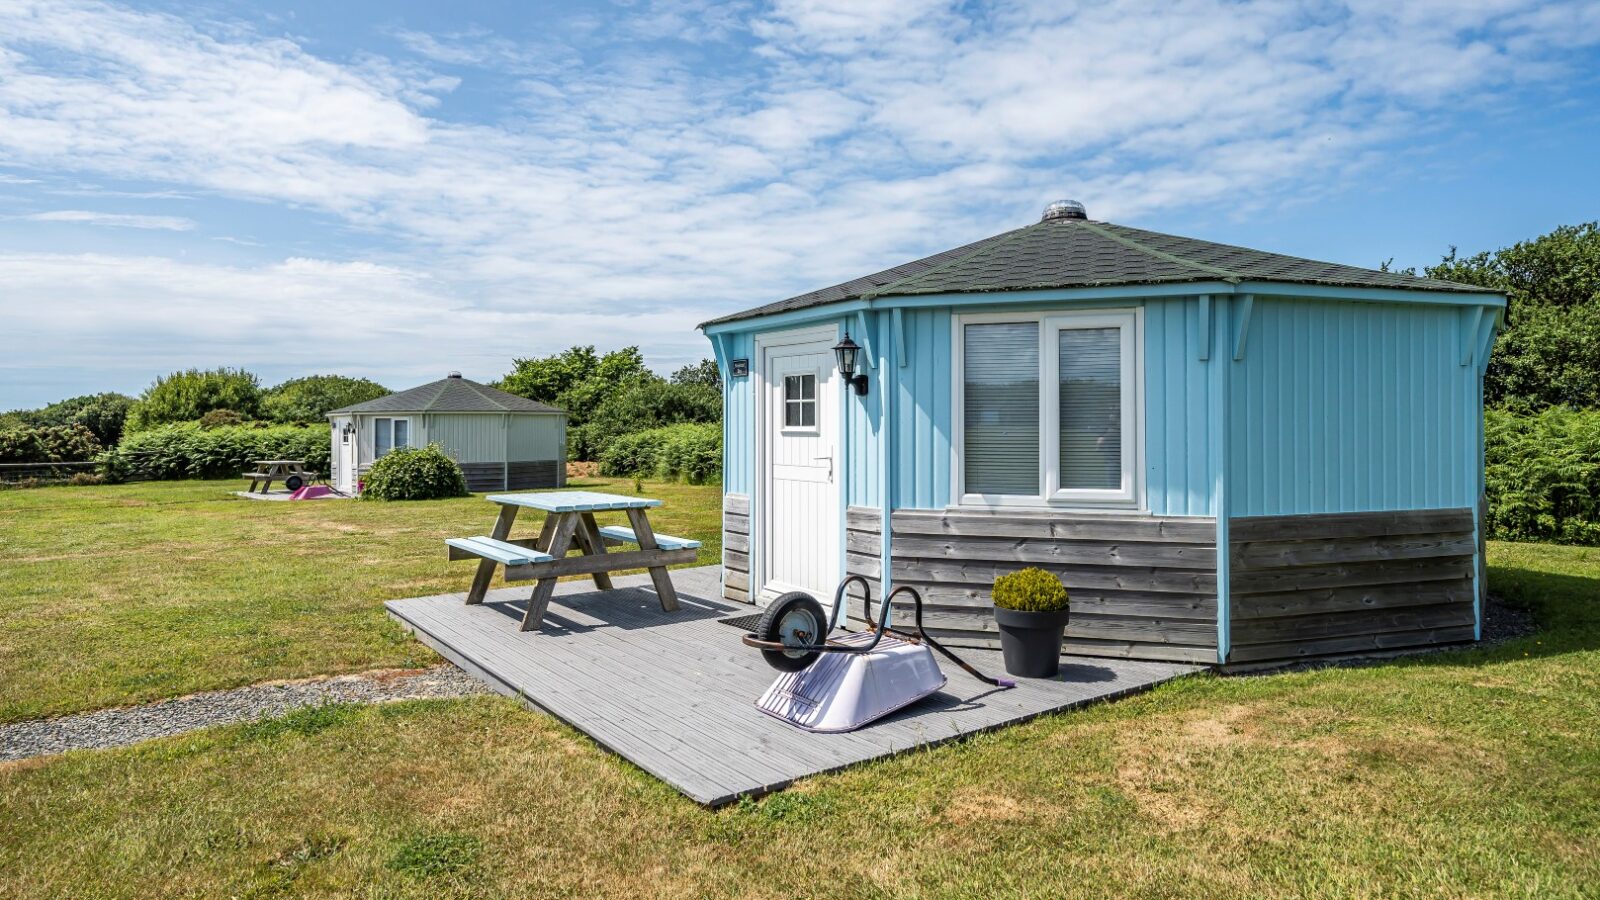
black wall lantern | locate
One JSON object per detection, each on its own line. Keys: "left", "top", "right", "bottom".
{"left": 833, "top": 331, "right": 869, "bottom": 396}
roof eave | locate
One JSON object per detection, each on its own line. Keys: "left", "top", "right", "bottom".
{"left": 700, "top": 278, "right": 1506, "bottom": 332}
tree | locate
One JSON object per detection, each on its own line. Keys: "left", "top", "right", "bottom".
{"left": 499, "top": 346, "right": 601, "bottom": 407}
{"left": 1428, "top": 223, "right": 1600, "bottom": 410}
{"left": 581, "top": 379, "right": 722, "bottom": 457}
{"left": 262, "top": 375, "right": 389, "bottom": 423}
{"left": 499, "top": 346, "right": 653, "bottom": 426}
{"left": 671, "top": 358, "right": 722, "bottom": 391}
{"left": 126, "top": 368, "right": 262, "bottom": 431}
{"left": 14, "top": 392, "right": 134, "bottom": 446}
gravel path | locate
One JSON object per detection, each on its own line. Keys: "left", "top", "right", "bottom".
{"left": 0, "top": 666, "right": 491, "bottom": 762}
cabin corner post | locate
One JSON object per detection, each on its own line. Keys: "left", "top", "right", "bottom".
{"left": 1210, "top": 294, "right": 1232, "bottom": 664}
{"left": 878, "top": 308, "right": 895, "bottom": 611}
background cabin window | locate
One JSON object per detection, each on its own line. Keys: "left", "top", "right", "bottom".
{"left": 957, "top": 310, "right": 1139, "bottom": 507}
{"left": 962, "top": 322, "right": 1040, "bottom": 495}
{"left": 373, "top": 418, "right": 412, "bottom": 457}
{"left": 784, "top": 374, "right": 816, "bottom": 428}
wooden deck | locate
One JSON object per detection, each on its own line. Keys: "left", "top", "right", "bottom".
{"left": 386, "top": 566, "right": 1203, "bottom": 806}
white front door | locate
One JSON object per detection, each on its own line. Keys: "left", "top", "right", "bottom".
{"left": 761, "top": 328, "right": 841, "bottom": 603}
{"left": 336, "top": 421, "right": 356, "bottom": 493}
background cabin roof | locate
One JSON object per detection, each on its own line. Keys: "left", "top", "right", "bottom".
{"left": 700, "top": 217, "right": 1501, "bottom": 328}
{"left": 328, "top": 375, "right": 562, "bottom": 416}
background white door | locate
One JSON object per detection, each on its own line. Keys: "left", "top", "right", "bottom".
{"left": 762, "top": 334, "right": 840, "bottom": 601}
{"left": 336, "top": 422, "right": 356, "bottom": 493}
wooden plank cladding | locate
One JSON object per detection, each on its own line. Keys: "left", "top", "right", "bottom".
{"left": 845, "top": 506, "right": 1219, "bottom": 664}
{"left": 722, "top": 493, "right": 751, "bottom": 604}
{"left": 1229, "top": 507, "right": 1476, "bottom": 664}
{"left": 458, "top": 460, "right": 559, "bottom": 492}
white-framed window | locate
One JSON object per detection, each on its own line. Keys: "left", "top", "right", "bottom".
{"left": 952, "top": 308, "right": 1141, "bottom": 508}
{"left": 373, "top": 417, "right": 411, "bottom": 457}
{"left": 782, "top": 372, "right": 818, "bottom": 430}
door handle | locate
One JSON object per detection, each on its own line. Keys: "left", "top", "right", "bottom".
{"left": 813, "top": 455, "right": 833, "bottom": 481}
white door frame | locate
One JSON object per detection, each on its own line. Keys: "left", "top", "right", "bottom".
{"left": 752, "top": 322, "right": 845, "bottom": 605}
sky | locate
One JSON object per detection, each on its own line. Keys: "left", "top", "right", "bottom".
{"left": 2, "top": 0, "right": 1599, "bottom": 410}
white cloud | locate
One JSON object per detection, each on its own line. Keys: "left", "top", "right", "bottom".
{"left": 0, "top": 0, "right": 1596, "bottom": 404}
{"left": 24, "top": 209, "right": 194, "bottom": 230}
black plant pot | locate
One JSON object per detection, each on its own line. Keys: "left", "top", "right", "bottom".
{"left": 992, "top": 606, "right": 1070, "bottom": 678}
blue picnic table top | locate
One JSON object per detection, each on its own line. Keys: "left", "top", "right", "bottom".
{"left": 483, "top": 490, "right": 662, "bottom": 512}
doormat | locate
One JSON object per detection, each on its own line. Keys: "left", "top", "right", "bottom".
{"left": 716, "top": 613, "right": 765, "bottom": 633}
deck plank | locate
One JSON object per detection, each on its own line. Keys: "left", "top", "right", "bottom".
{"left": 386, "top": 566, "right": 1202, "bottom": 806}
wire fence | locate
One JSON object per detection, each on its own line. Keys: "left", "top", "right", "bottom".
{"left": 0, "top": 460, "right": 102, "bottom": 485}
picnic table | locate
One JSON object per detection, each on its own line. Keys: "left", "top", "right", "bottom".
{"left": 245, "top": 459, "right": 311, "bottom": 494}
{"left": 445, "top": 491, "right": 701, "bottom": 631}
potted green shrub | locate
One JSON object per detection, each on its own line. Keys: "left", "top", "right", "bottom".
{"left": 990, "top": 567, "right": 1071, "bottom": 678}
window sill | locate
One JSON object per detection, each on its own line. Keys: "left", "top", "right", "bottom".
{"left": 953, "top": 496, "right": 1144, "bottom": 514}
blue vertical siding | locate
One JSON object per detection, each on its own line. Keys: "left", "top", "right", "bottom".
{"left": 719, "top": 330, "right": 754, "bottom": 495}
{"left": 844, "top": 313, "right": 885, "bottom": 508}
{"left": 1143, "top": 298, "right": 1215, "bottom": 516}
{"left": 891, "top": 308, "right": 953, "bottom": 509}
{"left": 1227, "top": 298, "right": 1478, "bottom": 516}
{"left": 721, "top": 293, "right": 1482, "bottom": 521}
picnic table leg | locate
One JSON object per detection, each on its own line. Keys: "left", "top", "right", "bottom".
{"left": 572, "top": 512, "right": 615, "bottom": 591}
{"left": 532, "top": 512, "right": 558, "bottom": 552}
{"left": 626, "top": 508, "right": 680, "bottom": 612}
{"left": 523, "top": 513, "right": 579, "bottom": 631}
{"left": 466, "top": 504, "right": 519, "bottom": 605}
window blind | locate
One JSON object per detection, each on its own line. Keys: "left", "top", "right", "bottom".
{"left": 963, "top": 322, "right": 1039, "bottom": 495}
{"left": 1058, "top": 327, "right": 1121, "bottom": 490}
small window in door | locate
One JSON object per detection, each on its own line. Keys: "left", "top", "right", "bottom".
{"left": 784, "top": 374, "right": 816, "bottom": 428}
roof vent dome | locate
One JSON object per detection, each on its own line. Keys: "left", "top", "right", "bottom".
{"left": 447, "top": 371, "right": 462, "bottom": 378}
{"left": 1042, "top": 199, "right": 1087, "bottom": 222}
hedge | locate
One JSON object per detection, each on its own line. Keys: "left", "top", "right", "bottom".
{"left": 598, "top": 423, "right": 721, "bottom": 484}
{"left": 0, "top": 423, "right": 102, "bottom": 463}
{"left": 104, "top": 423, "right": 330, "bottom": 481}
{"left": 1485, "top": 407, "right": 1600, "bottom": 545}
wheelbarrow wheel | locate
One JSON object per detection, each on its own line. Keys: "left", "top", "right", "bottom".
{"left": 284, "top": 475, "right": 305, "bottom": 491}
{"left": 756, "top": 592, "right": 827, "bottom": 672}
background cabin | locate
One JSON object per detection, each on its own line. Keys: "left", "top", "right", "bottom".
{"left": 327, "top": 372, "right": 566, "bottom": 493}
{"left": 700, "top": 200, "right": 1506, "bottom": 667}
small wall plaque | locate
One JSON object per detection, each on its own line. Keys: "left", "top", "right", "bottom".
{"left": 729, "top": 358, "right": 750, "bottom": 377}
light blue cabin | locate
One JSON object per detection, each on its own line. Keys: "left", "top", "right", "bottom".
{"left": 700, "top": 201, "right": 1504, "bottom": 667}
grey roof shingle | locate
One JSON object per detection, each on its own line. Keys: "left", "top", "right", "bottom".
{"left": 700, "top": 218, "right": 1499, "bottom": 328}
{"left": 327, "top": 376, "right": 563, "bottom": 416}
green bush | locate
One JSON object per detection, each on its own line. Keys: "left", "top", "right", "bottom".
{"left": 126, "top": 368, "right": 262, "bottom": 431}
{"left": 991, "top": 567, "right": 1070, "bottom": 612}
{"left": 581, "top": 380, "right": 721, "bottom": 461}
{"left": 262, "top": 375, "right": 389, "bottom": 423}
{"left": 0, "top": 423, "right": 103, "bottom": 463}
{"left": 599, "top": 423, "right": 721, "bottom": 484}
{"left": 1485, "top": 407, "right": 1600, "bottom": 545}
{"left": 361, "top": 443, "right": 468, "bottom": 501}
{"left": 198, "top": 408, "right": 246, "bottom": 429}
{"left": 106, "top": 423, "right": 329, "bottom": 481}
{"left": 17, "top": 392, "right": 135, "bottom": 445}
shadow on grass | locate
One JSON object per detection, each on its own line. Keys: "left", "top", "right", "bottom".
{"left": 1395, "top": 559, "right": 1600, "bottom": 671}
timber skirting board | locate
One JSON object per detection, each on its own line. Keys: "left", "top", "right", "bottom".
{"left": 1227, "top": 507, "right": 1477, "bottom": 664}
{"left": 845, "top": 506, "right": 1220, "bottom": 664}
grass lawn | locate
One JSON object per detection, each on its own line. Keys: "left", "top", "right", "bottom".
{"left": 0, "top": 478, "right": 720, "bottom": 722}
{"left": 2, "top": 481, "right": 1598, "bottom": 897}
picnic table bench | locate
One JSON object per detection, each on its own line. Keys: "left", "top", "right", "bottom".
{"left": 445, "top": 491, "right": 700, "bottom": 631}
{"left": 245, "top": 459, "right": 311, "bottom": 494}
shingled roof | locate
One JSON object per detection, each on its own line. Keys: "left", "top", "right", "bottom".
{"left": 700, "top": 214, "right": 1498, "bottom": 328}
{"left": 327, "top": 375, "right": 562, "bottom": 416}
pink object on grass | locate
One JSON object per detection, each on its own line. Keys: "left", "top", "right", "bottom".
{"left": 289, "top": 485, "right": 335, "bottom": 501}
